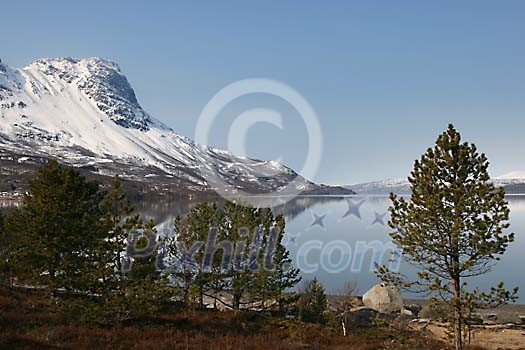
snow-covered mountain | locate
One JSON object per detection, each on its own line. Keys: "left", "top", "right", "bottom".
{"left": 345, "top": 178, "right": 411, "bottom": 195}
{"left": 493, "top": 171, "right": 525, "bottom": 184}
{"left": 0, "top": 57, "right": 351, "bottom": 197}
{"left": 347, "top": 171, "right": 525, "bottom": 195}
{"left": 492, "top": 171, "right": 525, "bottom": 194}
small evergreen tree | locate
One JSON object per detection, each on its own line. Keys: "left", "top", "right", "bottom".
{"left": 161, "top": 204, "right": 230, "bottom": 309}
{"left": 95, "top": 176, "right": 165, "bottom": 323}
{"left": 223, "top": 202, "right": 261, "bottom": 309}
{"left": 257, "top": 213, "right": 301, "bottom": 312}
{"left": 9, "top": 160, "right": 104, "bottom": 293}
{"left": 377, "top": 125, "right": 518, "bottom": 350}
{"left": 298, "top": 278, "right": 327, "bottom": 323}
{"left": 186, "top": 202, "right": 223, "bottom": 308}
{"left": 119, "top": 219, "right": 169, "bottom": 318}
{"left": 245, "top": 208, "right": 275, "bottom": 310}
{"left": 161, "top": 215, "right": 202, "bottom": 307}
{"left": 98, "top": 176, "right": 142, "bottom": 280}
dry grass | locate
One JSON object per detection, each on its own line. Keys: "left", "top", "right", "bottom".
{"left": 0, "top": 287, "right": 487, "bottom": 350}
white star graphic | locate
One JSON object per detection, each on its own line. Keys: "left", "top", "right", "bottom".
{"left": 370, "top": 211, "right": 388, "bottom": 227}
{"left": 308, "top": 211, "right": 328, "bottom": 230}
{"left": 340, "top": 197, "right": 366, "bottom": 221}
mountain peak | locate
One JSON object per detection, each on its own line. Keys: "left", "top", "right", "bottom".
{"left": 27, "top": 57, "right": 122, "bottom": 73}
{"left": 22, "top": 57, "right": 151, "bottom": 131}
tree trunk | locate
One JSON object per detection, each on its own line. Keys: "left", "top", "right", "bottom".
{"left": 199, "top": 285, "right": 204, "bottom": 309}
{"left": 183, "top": 272, "right": 190, "bottom": 307}
{"left": 233, "top": 293, "right": 241, "bottom": 309}
{"left": 452, "top": 276, "right": 463, "bottom": 350}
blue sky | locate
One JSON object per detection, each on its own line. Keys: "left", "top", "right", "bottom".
{"left": 2, "top": 1, "right": 524, "bottom": 184}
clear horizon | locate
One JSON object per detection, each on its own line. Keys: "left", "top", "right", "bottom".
{"left": 2, "top": 1, "right": 524, "bottom": 185}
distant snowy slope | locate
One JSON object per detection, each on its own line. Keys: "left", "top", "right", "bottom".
{"left": 347, "top": 171, "right": 525, "bottom": 195}
{"left": 493, "top": 171, "right": 525, "bottom": 183}
{"left": 345, "top": 178, "right": 411, "bottom": 195}
{"left": 492, "top": 171, "right": 525, "bottom": 194}
{"left": 0, "top": 57, "right": 351, "bottom": 196}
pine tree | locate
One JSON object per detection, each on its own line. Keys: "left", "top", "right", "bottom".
{"left": 98, "top": 176, "right": 142, "bottom": 281}
{"left": 161, "top": 215, "right": 202, "bottom": 307}
{"left": 251, "top": 213, "right": 301, "bottom": 312}
{"left": 186, "top": 202, "right": 221, "bottom": 308}
{"left": 377, "top": 125, "right": 518, "bottom": 350}
{"left": 9, "top": 160, "right": 104, "bottom": 293}
{"left": 270, "top": 214, "right": 301, "bottom": 312}
{"left": 96, "top": 176, "right": 164, "bottom": 323}
{"left": 120, "top": 219, "right": 169, "bottom": 318}
{"left": 298, "top": 278, "right": 327, "bottom": 323}
{"left": 224, "top": 202, "right": 263, "bottom": 309}
{"left": 204, "top": 203, "right": 228, "bottom": 308}
{"left": 245, "top": 208, "right": 275, "bottom": 310}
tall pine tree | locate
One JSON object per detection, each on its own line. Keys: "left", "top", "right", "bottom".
{"left": 377, "top": 125, "right": 518, "bottom": 350}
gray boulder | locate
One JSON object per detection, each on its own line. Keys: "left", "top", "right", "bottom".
{"left": 362, "top": 283, "right": 403, "bottom": 313}
{"left": 403, "top": 304, "right": 422, "bottom": 317}
{"left": 343, "top": 307, "right": 378, "bottom": 327}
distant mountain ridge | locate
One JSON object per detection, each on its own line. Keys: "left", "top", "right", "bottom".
{"left": 346, "top": 171, "right": 525, "bottom": 195}
{"left": 345, "top": 178, "right": 411, "bottom": 195}
{"left": 0, "top": 57, "right": 352, "bottom": 197}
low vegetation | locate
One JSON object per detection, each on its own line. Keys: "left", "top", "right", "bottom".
{"left": 0, "top": 285, "right": 485, "bottom": 350}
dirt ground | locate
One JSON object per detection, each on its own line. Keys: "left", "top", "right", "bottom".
{"left": 416, "top": 323, "right": 525, "bottom": 350}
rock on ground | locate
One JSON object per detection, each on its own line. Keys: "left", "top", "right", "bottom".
{"left": 362, "top": 283, "right": 403, "bottom": 313}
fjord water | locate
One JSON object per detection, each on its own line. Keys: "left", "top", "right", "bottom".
{"left": 283, "top": 196, "right": 525, "bottom": 301}
{"left": 138, "top": 195, "right": 525, "bottom": 301}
